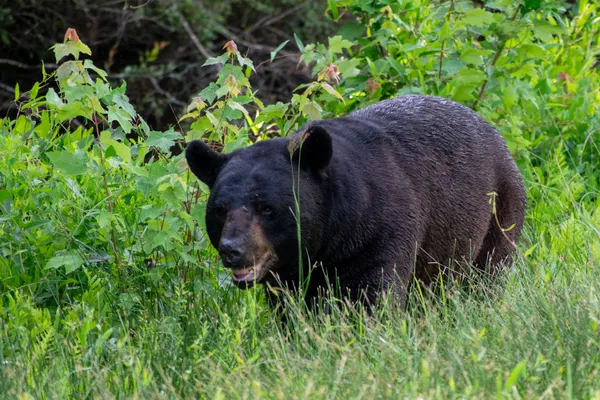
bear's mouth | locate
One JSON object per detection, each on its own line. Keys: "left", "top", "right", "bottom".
{"left": 230, "top": 253, "right": 275, "bottom": 288}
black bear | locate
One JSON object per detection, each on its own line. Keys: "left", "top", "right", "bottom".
{"left": 186, "top": 95, "right": 526, "bottom": 307}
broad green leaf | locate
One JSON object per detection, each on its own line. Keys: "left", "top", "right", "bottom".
{"left": 94, "top": 79, "right": 111, "bottom": 99}
{"left": 253, "top": 95, "right": 264, "bottom": 109}
{"left": 46, "top": 88, "right": 64, "bottom": 109}
{"left": 47, "top": 150, "right": 89, "bottom": 175}
{"left": 460, "top": 48, "right": 493, "bottom": 66}
{"left": 52, "top": 42, "right": 80, "bottom": 62}
{"left": 106, "top": 140, "right": 131, "bottom": 162}
{"left": 62, "top": 84, "right": 95, "bottom": 103}
{"left": 140, "top": 206, "right": 163, "bottom": 221}
{"left": 321, "top": 82, "right": 345, "bottom": 102}
{"left": 224, "top": 137, "right": 251, "bottom": 153}
{"left": 255, "top": 102, "right": 289, "bottom": 124}
{"left": 76, "top": 40, "right": 92, "bottom": 57}
{"left": 99, "top": 129, "right": 112, "bottom": 146}
{"left": 452, "top": 83, "right": 477, "bottom": 101}
{"left": 205, "top": 111, "right": 220, "bottom": 128}
{"left": 151, "top": 231, "right": 176, "bottom": 251}
{"left": 291, "top": 93, "right": 309, "bottom": 109}
{"left": 138, "top": 116, "right": 150, "bottom": 135}
{"left": 87, "top": 94, "right": 107, "bottom": 115}
{"left": 301, "top": 101, "right": 322, "bottom": 120}
{"left": 455, "top": 68, "right": 487, "bottom": 85}
{"left": 442, "top": 59, "right": 465, "bottom": 76}
{"left": 497, "top": 20, "right": 522, "bottom": 41}
{"left": 512, "top": 62, "right": 539, "bottom": 81}
{"left": 338, "top": 21, "right": 364, "bottom": 40}
{"left": 112, "top": 92, "right": 136, "bottom": 118}
{"left": 228, "top": 100, "right": 248, "bottom": 115}
{"left": 222, "top": 105, "right": 243, "bottom": 121}
{"left": 190, "top": 202, "right": 207, "bottom": 231}
{"left": 45, "top": 251, "right": 84, "bottom": 274}
{"left": 202, "top": 53, "right": 229, "bottom": 67}
{"left": 180, "top": 111, "right": 200, "bottom": 121}
{"left": 535, "top": 78, "right": 552, "bottom": 95}
{"left": 96, "top": 211, "right": 111, "bottom": 229}
{"left": 145, "top": 129, "right": 181, "bottom": 153}
{"left": 108, "top": 105, "right": 133, "bottom": 133}
{"left": 502, "top": 85, "right": 518, "bottom": 109}
{"left": 14, "top": 83, "right": 19, "bottom": 101}
{"left": 56, "top": 100, "right": 91, "bottom": 122}
{"left": 51, "top": 40, "right": 91, "bottom": 63}
{"left": 189, "top": 116, "right": 213, "bottom": 136}
{"left": 328, "top": 35, "right": 354, "bottom": 54}
{"left": 338, "top": 58, "right": 361, "bottom": 79}
{"left": 217, "top": 64, "right": 245, "bottom": 85}
{"left": 517, "top": 43, "right": 546, "bottom": 59}
{"left": 235, "top": 52, "right": 255, "bottom": 72}
{"left": 533, "top": 21, "right": 562, "bottom": 42}
{"left": 233, "top": 95, "right": 256, "bottom": 105}
{"left": 216, "top": 84, "right": 231, "bottom": 98}
{"left": 262, "top": 101, "right": 289, "bottom": 117}
{"left": 83, "top": 59, "right": 108, "bottom": 81}
{"left": 463, "top": 9, "right": 497, "bottom": 27}
{"left": 199, "top": 83, "right": 219, "bottom": 104}
{"left": 56, "top": 61, "right": 90, "bottom": 87}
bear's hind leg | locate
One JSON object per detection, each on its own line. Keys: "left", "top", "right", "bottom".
{"left": 475, "top": 176, "right": 526, "bottom": 274}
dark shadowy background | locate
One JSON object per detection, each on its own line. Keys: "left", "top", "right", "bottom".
{"left": 0, "top": 0, "right": 335, "bottom": 129}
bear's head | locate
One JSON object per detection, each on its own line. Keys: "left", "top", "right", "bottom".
{"left": 185, "top": 126, "right": 332, "bottom": 289}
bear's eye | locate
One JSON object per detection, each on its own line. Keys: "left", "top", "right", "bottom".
{"left": 255, "top": 203, "right": 273, "bottom": 216}
{"left": 262, "top": 206, "right": 273, "bottom": 215}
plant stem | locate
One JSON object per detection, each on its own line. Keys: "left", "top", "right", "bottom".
{"left": 438, "top": 0, "right": 455, "bottom": 80}
{"left": 472, "top": 5, "right": 521, "bottom": 110}
{"left": 92, "top": 112, "right": 122, "bottom": 285}
{"left": 438, "top": 40, "right": 446, "bottom": 81}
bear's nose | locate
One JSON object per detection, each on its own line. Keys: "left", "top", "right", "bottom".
{"left": 219, "top": 238, "right": 245, "bottom": 266}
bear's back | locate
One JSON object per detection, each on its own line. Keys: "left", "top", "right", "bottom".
{"left": 306, "top": 95, "right": 525, "bottom": 278}
{"left": 308, "top": 95, "right": 511, "bottom": 183}
{"left": 346, "top": 95, "right": 503, "bottom": 153}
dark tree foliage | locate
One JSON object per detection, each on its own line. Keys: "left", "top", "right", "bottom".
{"left": 0, "top": 0, "right": 335, "bottom": 128}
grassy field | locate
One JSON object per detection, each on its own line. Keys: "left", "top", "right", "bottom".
{"left": 1, "top": 183, "right": 599, "bottom": 398}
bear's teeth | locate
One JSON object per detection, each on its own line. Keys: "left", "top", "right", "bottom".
{"left": 232, "top": 267, "right": 255, "bottom": 281}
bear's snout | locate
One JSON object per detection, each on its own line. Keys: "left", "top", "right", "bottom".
{"left": 219, "top": 237, "right": 246, "bottom": 266}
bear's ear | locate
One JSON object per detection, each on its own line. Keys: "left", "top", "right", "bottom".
{"left": 290, "top": 126, "right": 332, "bottom": 173}
{"left": 185, "top": 140, "right": 228, "bottom": 188}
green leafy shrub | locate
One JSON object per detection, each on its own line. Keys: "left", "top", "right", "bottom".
{"left": 0, "top": 31, "right": 218, "bottom": 319}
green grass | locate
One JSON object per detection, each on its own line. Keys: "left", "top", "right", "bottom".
{"left": 1, "top": 187, "right": 599, "bottom": 399}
